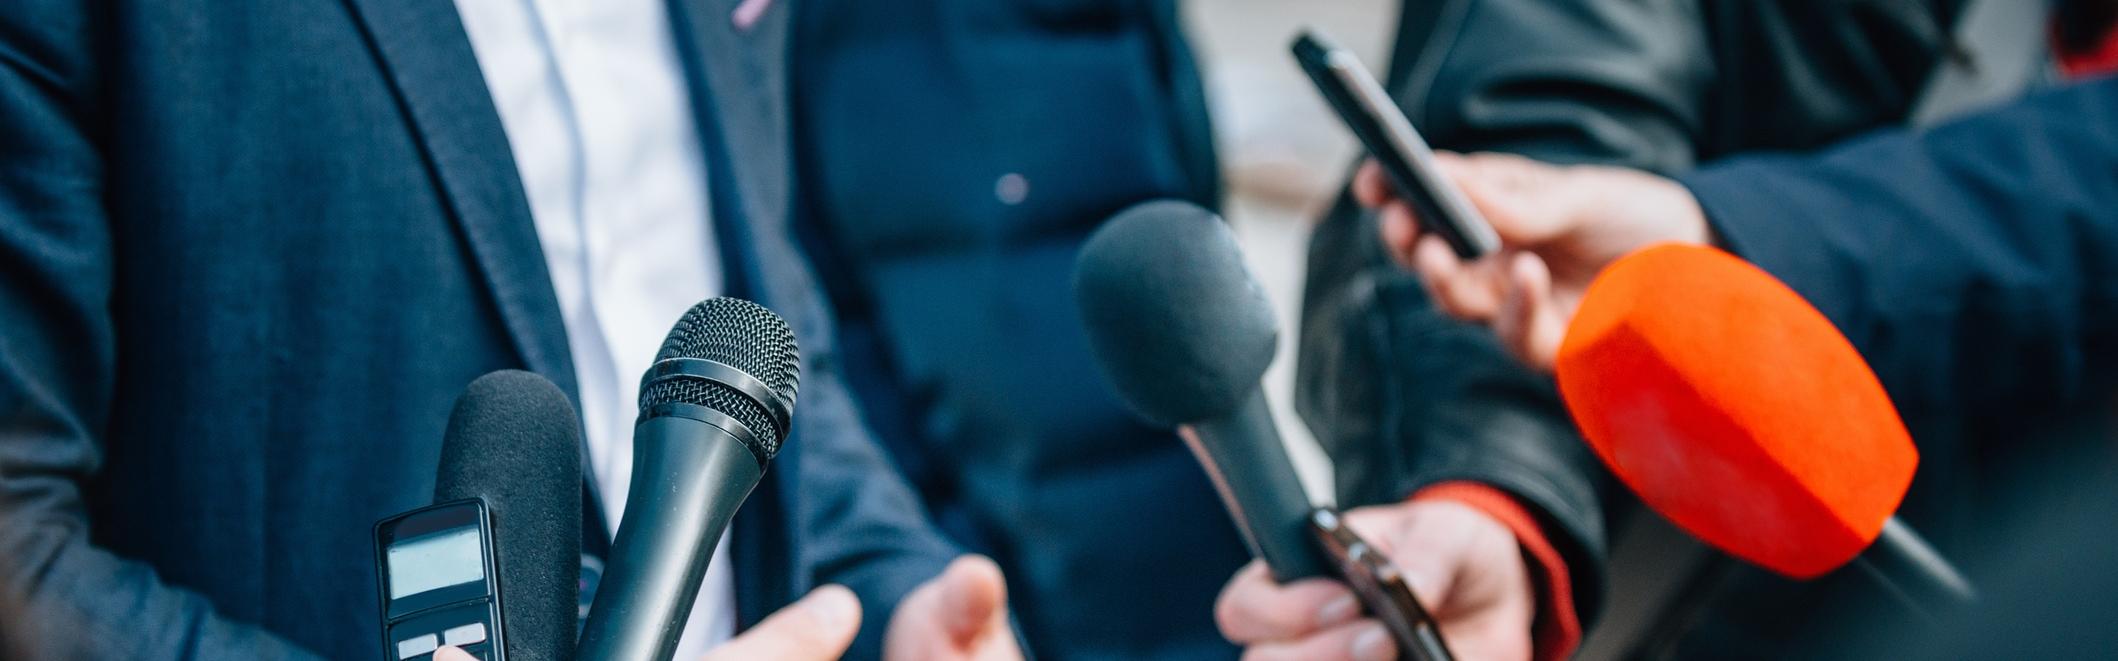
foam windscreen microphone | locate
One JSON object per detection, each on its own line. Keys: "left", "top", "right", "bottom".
{"left": 1077, "top": 200, "right": 1456, "bottom": 661}
{"left": 433, "top": 370, "right": 584, "bottom": 661}
{"left": 1556, "top": 244, "right": 1974, "bottom": 609}
{"left": 1075, "top": 199, "right": 1328, "bottom": 581}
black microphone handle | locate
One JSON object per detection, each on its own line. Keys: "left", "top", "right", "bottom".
{"left": 576, "top": 414, "right": 764, "bottom": 661}
{"left": 1854, "top": 516, "right": 1978, "bottom": 619}
{"left": 1179, "top": 387, "right": 1332, "bottom": 581}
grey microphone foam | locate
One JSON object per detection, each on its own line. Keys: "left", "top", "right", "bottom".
{"left": 1073, "top": 199, "right": 1329, "bottom": 581}
{"left": 433, "top": 370, "right": 584, "bottom": 661}
{"left": 1073, "top": 199, "right": 1280, "bottom": 427}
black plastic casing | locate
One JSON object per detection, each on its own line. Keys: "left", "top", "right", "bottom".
{"left": 375, "top": 498, "right": 506, "bottom": 661}
{"left": 1292, "top": 30, "right": 1500, "bottom": 259}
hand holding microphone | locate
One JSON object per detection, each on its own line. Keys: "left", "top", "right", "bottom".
{"left": 1216, "top": 500, "right": 1535, "bottom": 661}
{"left": 570, "top": 297, "right": 1020, "bottom": 661}
{"left": 1360, "top": 153, "right": 1712, "bottom": 368}
{"left": 1076, "top": 201, "right": 1482, "bottom": 661}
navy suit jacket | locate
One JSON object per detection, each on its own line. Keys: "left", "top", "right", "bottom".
{"left": 0, "top": 0, "right": 955, "bottom": 658}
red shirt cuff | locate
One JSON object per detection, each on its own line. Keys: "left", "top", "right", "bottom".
{"left": 1411, "top": 481, "right": 1581, "bottom": 661}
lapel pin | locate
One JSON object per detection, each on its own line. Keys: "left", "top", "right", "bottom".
{"left": 732, "top": 0, "right": 773, "bottom": 31}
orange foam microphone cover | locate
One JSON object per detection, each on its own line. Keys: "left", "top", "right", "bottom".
{"left": 1554, "top": 244, "right": 1917, "bottom": 578}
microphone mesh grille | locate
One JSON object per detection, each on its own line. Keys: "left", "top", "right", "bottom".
{"left": 641, "top": 377, "right": 782, "bottom": 459}
{"left": 653, "top": 298, "right": 800, "bottom": 402}
{"left": 642, "top": 298, "right": 802, "bottom": 458}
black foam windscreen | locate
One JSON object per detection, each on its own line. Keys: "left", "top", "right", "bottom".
{"left": 433, "top": 370, "right": 582, "bottom": 661}
{"left": 1074, "top": 199, "right": 1279, "bottom": 427}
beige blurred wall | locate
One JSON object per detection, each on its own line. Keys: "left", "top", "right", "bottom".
{"left": 1181, "top": 0, "right": 1399, "bottom": 505}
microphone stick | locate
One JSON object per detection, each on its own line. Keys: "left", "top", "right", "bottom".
{"left": 1077, "top": 200, "right": 1453, "bottom": 661}
{"left": 575, "top": 298, "right": 802, "bottom": 661}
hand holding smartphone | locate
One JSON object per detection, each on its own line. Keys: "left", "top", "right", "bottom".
{"left": 1292, "top": 29, "right": 1499, "bottom": 260}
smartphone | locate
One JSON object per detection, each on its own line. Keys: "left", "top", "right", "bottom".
{"left": 1310, "top": 508, "right": 1455, "bottom": 661}
{"left": 1292, "top": 29, "right": 1499, "bottom": 259}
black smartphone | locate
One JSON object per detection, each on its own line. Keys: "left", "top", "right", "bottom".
{"left": 1292, "top": 29, "right": 1499, "bottom": 259}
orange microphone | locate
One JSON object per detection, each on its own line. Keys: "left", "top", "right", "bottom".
{"left": 1555, "top": 243, "right": 1974, "bottom": 610}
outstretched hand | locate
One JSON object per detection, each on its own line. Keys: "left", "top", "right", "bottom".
{"left": 1214, "top": 499, "right": 1538, "bottom": 660}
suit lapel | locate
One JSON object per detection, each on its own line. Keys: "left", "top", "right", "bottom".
{"left": 668, "top": 0, "right": 796, "bottom": 305}
{"left": 338, "top": 0, "right": 577, "bottom": 398}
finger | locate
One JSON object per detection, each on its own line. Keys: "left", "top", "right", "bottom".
{"left": 702, "top": 584, "right": 862, "bottom": 661}
{"left": 1352, "top": 159, "right": 1392, "bottom": 207}
{"left": 1503, "top": 252, "right": 1565, "bottom": 371}
{"left": 433, "top": 646, "right": 477, "bottom": 661}
{"left": 1378, "top": 201, "right": 1422, "bottom": 268}
{"left": 1239, "top": 620, "right": 1395, "bottom": 661}
{"left": 1340, "top": 506, "right": 1462, "bottom": 611}
{"left": 1431, "top": 617, "right": 1535, "bottom": 661}
{"left": 1445, "top": 152, "right": 1568, "bottom": 247}
{"left": 935, "top": 555, "right": 1009, "bottom": 643}
{"left": 1491, "top": 251, "right": 1537, "bottom": 367}
{"left": 1412, "top": 237, "right": 1501, "bottom": 322}
{"left": 1215, "top": 561, "right": 1362, "bottom": 644}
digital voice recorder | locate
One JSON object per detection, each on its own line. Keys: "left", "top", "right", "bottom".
{"left": 375, "top": 498, "right": 506, "bottom": 661}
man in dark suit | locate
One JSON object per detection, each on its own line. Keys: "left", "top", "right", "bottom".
{"left": 0, "top": 0, "right": 1018, "bottom": 658}
{"left": 789, "top": 1, "right": 1246, "bottom": 658}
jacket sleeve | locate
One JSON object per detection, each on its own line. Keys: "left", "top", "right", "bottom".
{"left": 1304, "top": 0, "right": 1707, "bottom": 631}
{"left": 782, "top": 348, "right": 962, "bottom": 659}
{"left": 1682, "top": 78, "right": 2118, "bottom": 420}
{"left": 0, "top": 1, "right": 316, "bottom": 658}
{"left": 1405, "top": 0, "right": 1712, "bottom": 173}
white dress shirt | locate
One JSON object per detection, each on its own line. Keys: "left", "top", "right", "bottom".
{"left": 453, "top": 0, "right": 737, "bottom": 656}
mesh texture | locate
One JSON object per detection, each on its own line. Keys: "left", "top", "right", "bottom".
{"left": 641, "top": 298, "right": 801, "bottom": 459}
{"left": 640, "top": 377, "right": 781, "bottom": 460}
{"left": 653, "top": 298, "right": 800, "bottom": 404}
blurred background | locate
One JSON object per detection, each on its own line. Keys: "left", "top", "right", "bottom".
{"left": 1182, "top": 0, "right": 1396, "bottom": 505}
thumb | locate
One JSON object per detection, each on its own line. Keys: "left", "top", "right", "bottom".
{"left": 433, "top": 646, "right": 476, "bottom": 661}
{"left": 935, "top": 555, "right": 1009, "bottom": 642}
{"left": 701, "top": 584, "right": 862, "bottom": 661}
{"left": 1341, "top": 507, "right": 1461, "bottom": 613}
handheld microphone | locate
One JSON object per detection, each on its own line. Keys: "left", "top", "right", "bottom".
{"left": 1555, "top": 244, "right": 1975, "bottom": 610}
{"left": 1076, "top": 200, "right": 1453, "bottom": 661}
{"left": 575, "top": 298, "right": 800, "bottom": 661}
{"left": 432, "top": 370, "right": 585, "bottom": 661}
{"left": 1076, "top": 200, "right": 1324, "bottom": 580}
